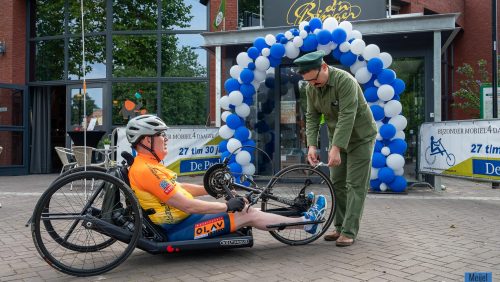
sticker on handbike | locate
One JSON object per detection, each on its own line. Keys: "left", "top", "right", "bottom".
{"left": 194, "top": 216, "right": 225, "bottom": 239}
{"left": 220, "top": 239, "right": 250, "bottom": 246}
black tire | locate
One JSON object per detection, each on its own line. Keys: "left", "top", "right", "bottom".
{"left": 31, "top": 171, "right": 142, "bottom": 277}
{"left": 261, "top": 164, "right": 336, "bottom": 245}
{"left": 59, "top": 166, "right": 108, "bottom": 179}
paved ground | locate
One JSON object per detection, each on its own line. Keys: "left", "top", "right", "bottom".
{"left": 0, "top": 174, "right": 499, "bottom": 281}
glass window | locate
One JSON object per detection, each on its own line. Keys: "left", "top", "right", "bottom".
{"left": 68, "top": 36, "right": 106, "bottom": 80}
{"left": 113, "top": 35, "right": 157, "bottom": 77}
{"left": 162, "top": 0, "right": 207, "bottom": 30}
{"left": 162, "top": 82, "right": 207, "bottom": 125}
{"left": 68, "top": 0, "right": 106, "bottom": 34}
{"left": 238, "top": 0, "right": 261, "bottom": 28}
{"left": 33, "top": 0, "right": 65, "bottom": 37}
{"left": 112, "top": 82, "right": 157, "bottom": 125}
{"left": 113, "top": 0, "right": 158, "bottom": 30}
{"left": 33, "top": 40, "right": 65, "bottom": 81}
{"left": 162, "top": 34, "right": 207, "bottom": 77}
{"left": 0, "top": 131, "right": 23, "bottom": 166}
{"left": 70, "top": 87, "right": 104, "bottom": 130}
{"left": 0, "top": 89, "right": 23, "bottom": 126}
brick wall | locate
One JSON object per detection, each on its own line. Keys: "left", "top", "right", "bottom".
{"left": 0, "top": 0, "right": 26, "bottom": 85}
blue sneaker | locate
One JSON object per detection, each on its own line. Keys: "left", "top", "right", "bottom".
{"left": 304, "top": 195, "right": 327, "bottom": 234}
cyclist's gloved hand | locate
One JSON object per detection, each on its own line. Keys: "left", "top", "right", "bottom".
{"left": 226, "top": 197, "right": 246, "bottom": 212}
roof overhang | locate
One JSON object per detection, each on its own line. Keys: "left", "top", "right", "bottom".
{"left": 202, "top": 13, "right": 460, "bottom": 51}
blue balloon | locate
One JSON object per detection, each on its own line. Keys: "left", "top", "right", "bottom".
{"left": 367, "top": 58, "right": 384, "bottom": 75}
{"left": 248, "top": 62, "right": 256, "bottom": 71}
{"left": 229, "top": 105, "right": 235, "bottom": 110}
{"left": 228, "top": 162, "right": 243, "bottom": 174}
{"left": 269, "top": 57, "right": 281, "bottom": 68}
{"left": 291, "top": 28, "right": 300, "bottom": 36}
{"left": 240, "top": 83, "right": 255, "bottom": 98}
{"left": 234, "top": 126, "right": 250, "bottom": 142}
{"left": 364, "top": 87, "right": 379, "bottom": 103}
{"left": 370, "top": 105, "right": 385, "bottom": 121}
{"left": 270, "top": 43, "right": 286, "bottom": 59}
{"left": 265, "top": 77, "right": 275, "bottom": 89}
{"left": 300, "top": 34, "right": 318, "bottom": 52}
{"left": 370, "top": 179, "right": 382, "bottom": 191}
{"left": 332, "top": 47, "right": 342, "bottom": 61}
{"left": 226, "top": 114, "right": 242, "bottom": 129}
{"left": 378, "top": 167, "right": 395, "bottom": 183}
{"left": 304, "top": 25, "right": 311, "bottom": 32}
{"left": 220, "top": 150, "right": 230, "bottom": 162}
{"left": 391, "top": 78, "right": 406, "bottom": 95}
{"left": 243, "top": 97, "right": 254, "bottom": 105}
{"left": 358, "top": 55, "right": 365, "bottom": 61}
{"left": 276, "top": 33, "right": 285, "bottom": 42}
{"left": 218, "top": 140, "right": 228, "bottom": 152}
{"left": 240, "top": 68, "right": 254, "bottom": 84}
{"left": 280, "top": 37, "right": 288, "bottom": 44}
{"left": 247, "top": 47, "right": 260, "bottom": 60}
{"left": 380, "top": 124, "right": 397, "bottom": 139}
{"left": 309, "top": 18, "right": 322, "bottom": 32}
{"left": 388, "top": 138, "right": 407, "bottom": 155}
{"left": 224, "top": 78, "right": 240, "bottom": 93}
{"left": 363, "top": 77, "right": 376, "bottom": 89}
{"left": 317, "top": 30, "right": 332, "bottom": 45}
{"left": 332, "top": 28, "right": 347, "bottom": 44}
{"left": 340, "top": 51, "right": 357, "bottom": 66}
{"left": 378, "top": 69, "right": 396, "bottom": 84}
{"left": 253, "top": 37, "right": 268, "bottom": 51}
{"left": 389, "top": 176, "right": 407, "bottom": 192}
{"left": 382, "top": 117, "right": 391, "bottom": 124}
{"left": 372, "top": 152, "right": 386, "bottom": 168}
{"left": 374, "top": 140, "right": 384, "bottom": 152}
{"left": 243, "top": 139, "right": 256, "bottom": 153}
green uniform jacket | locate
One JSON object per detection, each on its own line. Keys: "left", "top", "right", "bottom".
{"left": 305, "top": 66, "right": 377, "bottom": 151}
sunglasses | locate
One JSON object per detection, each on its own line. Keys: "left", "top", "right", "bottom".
{"left": 303, "top": 68, "right": 321, "bottom": 82}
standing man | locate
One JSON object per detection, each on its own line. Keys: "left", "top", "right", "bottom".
{"left": 294, "top": 50, "right": 377, "bottom": 247}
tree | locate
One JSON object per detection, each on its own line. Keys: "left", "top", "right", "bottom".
{"left": 452, "top": 59, "right": 490, "bottom": 118}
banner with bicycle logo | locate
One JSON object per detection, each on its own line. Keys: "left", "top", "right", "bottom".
{"left": 419, "top": 119, "right": 500, "bottom": 181}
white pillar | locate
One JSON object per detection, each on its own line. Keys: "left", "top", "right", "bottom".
{"left": 433, "top": 31, "right": 443, "bottom": 191}
{"left": 215, "top": 46, "right": 222, "bottom": 127}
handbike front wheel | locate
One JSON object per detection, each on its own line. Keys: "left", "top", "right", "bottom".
{"left": 31, "top": 171, "right": 142, "bottom": 277}
{"left": 261, "top": 164, "right": 336, "bottom": 245}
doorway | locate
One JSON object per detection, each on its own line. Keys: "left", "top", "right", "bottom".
{"left": 50, "top": 86, "right": 66, "bottom": 172}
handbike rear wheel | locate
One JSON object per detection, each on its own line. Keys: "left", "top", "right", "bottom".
{"left": 261, "top": 164, "right": 336, "bottom": 245}
{"left": 31, "top": 171, "right": 142, "bottom": 277}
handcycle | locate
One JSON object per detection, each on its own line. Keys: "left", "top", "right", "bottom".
{"left": 30, "top": 149, "right": 336, "bottom": 277}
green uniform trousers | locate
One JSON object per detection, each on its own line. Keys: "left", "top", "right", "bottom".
{"left": 329, "top": 139, "right": 375, "bottom": 239}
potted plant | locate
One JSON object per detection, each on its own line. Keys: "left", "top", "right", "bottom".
{"left": 103, "top": 137, "right": 111, "bottom": 150}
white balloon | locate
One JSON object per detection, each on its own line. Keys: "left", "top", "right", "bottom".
{"left": 375, "top": 120, "right": 384, "bottom": 129}
{"left": 377, "top": 84, "right": 395, "bottom": 101}
{"left": 384, "top": 100, "right": 402, "bottom": 118}
{"left": 242, "top": 163, "right": 256, "bottom": 175}
{"left": 266, "top": 67, "right": 275, "bottom": 75}
{"left": 393, "top": 130, "right": 405, "bottom": 140}
{"left": 380, "top": 183, "right": 388, "bottom": 191}
{"left": 248, "top": 130, "right": 252, "bottom": 139}
{"left": 363, "top": 44, "right": 381, "bottom": 61}
{"left": 376, "top": 133, "right": 383, "bottom": 141}
{"left": 339, "top": 42, "right": 351, "bottom": 52}
{"left": 285, "top": 41, "right": 301, "bottom": 59}
{"left": 255, "top": 56, "right": 270, "bottom": 71}
{"left": 323, "top": 17, "right": 338, "bottom": 32}
{"left": 253, "top": 70, "right": 266, "bottom": 82}
{"left": 219, "top": 125, "right": 234, "bottom": 139}
{"left": 229, "top": 91, "right": 243, "bottom": 106}
{"left": 379, "top": 52, "right": 393, "bottom": 68}
{"left": 237, "top": 77, "right": 243, "bottom": 84}
{"left": 220, "top": 96, "right": 231, "bottom": 110}
{"left": 355, "top": 67, "right": 372, "bottom": 84}
{"left": 221, "top": 111, "right": 231, "bottom": 122}
{"left": 317, "top": 44, "right": 332, "bottom": 55}
{"left": 374, "top": 79, "right": 381, "bottom": 87}
{"left": 235, "top": 103, "right": 251, "bottom": 118}
{"left": 387, "top": 154, "right": 405, "bottom": 170}
{"left": 299, "top": 21, "right": 309, "bottom": 31}
{"left": 381, "top": 146, "right": 391, "bottom": 156}
{"left": 284, "top": 31, "right": 293, "bottom": 40}
{"left": 389, "top": 115, "right": 408, "bottom": 131}
{"left": 313, "top": 28, "right": 321, "bottom": 35}
{"left": 251, "top": 81, "right": 260, "bottom": 90}
{"left": 292, "top": 36, "right": 304, "bottom": 48}
{"left": 265, "top": 34, "right": 276, "bottom": 46}
{"left": 350, "top": 39, "right": 365, "bottom": 55}
{"left": 236, "top": 52, "right": 252, "bottom": 68}
{"left": 370, "top": 167, "right": 379, "bottom": 180}
{"left": 230, "top": 65, "right": 243, "bottom": 79}
{"left": 350, "top": 60, "right": 366, "bottom": 74}
{"left": 299, "top": 30, "right": 308, "bottom": 39}
{"left": 377, "top": 100, "right": 385, "bottom": 108}
{"left": 350, "top": 30, "right": 362, "bottom": 40}
{"left": 262, "top": 48, "right": 270, "bottom": 57}
{"left": 328, "top": 42, "right": 338, "bottom": 50}
{"left": 227, "top": 138, "right": 242, "bottom": 154}
{"left": 236, "top": 151, "right": 251, "bottom": 166}
{"left": 395, "top": 168, "right": 404, "bottom": 176}
{"left": 339, "top": 21, "right": 353, "bottom": 34}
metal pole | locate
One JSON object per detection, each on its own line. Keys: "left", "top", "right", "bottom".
{"left": 388, "top": 0, "right": 392, "bottom": 18}
{"left": 493, "top": 0, "right": 498, "bottom": 118}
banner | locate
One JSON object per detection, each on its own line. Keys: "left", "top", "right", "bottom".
{"left": 117, "top": 127, "right": 222, "bottom": 176}
{"left": 419, "top": 120, "right": 500, "bottom": 181}
{"left": 213, "top": 0, "right": 226, "bottom": 29}
{"left": 480, "top": 83, "right": 500, "bottom": 119}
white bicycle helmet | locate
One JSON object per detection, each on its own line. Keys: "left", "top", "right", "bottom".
{"left": 126, "top": 114, "right": 169, "bottom": 145}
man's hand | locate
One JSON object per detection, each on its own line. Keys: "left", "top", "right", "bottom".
{"left": 226, "top": 197, "right": 246, "bottom": 212}
{"left": 328, "top": 146, "right": 341, "bottom": 167}
{"left": 307, "top": 146, "right": 320, "bottom": 165}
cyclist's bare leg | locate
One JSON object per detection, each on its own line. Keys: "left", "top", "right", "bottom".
{"left": 232, "top": 206, "right": 304, "bottom": 231}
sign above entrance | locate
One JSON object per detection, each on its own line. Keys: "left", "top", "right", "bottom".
{"left": 264, "top": 0, "right": 387, "bottom": 27}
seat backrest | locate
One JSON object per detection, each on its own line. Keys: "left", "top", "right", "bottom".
{"left": 0, "top": 146, "right": 3, "bottom": 155}
{"left": 54, "top": 147, "right": 72, "bottom": 166}
{"left": 72, "top": 146, "right": 95, "bottom": 166}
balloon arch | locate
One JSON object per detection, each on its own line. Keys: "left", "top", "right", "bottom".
{"left": 218, "top": 17, "right": 408, "bottom": 192}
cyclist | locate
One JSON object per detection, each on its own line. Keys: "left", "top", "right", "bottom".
{"left": 126, "top": 114, "right": 327, "bottom": 241}
{"left": 430, "top": 136, "right": 445, "bottom": 155}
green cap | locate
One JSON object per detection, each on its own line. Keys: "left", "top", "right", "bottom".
{"left": 293, "top": 50, "right": 325, "bottom": 73}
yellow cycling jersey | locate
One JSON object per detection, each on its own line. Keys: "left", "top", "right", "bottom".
{"left": 128, "top": 153, "right": 194, "bottom": 225}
